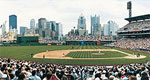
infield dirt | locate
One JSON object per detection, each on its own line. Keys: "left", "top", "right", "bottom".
{"left": 33, "top": 49, "right": 146, "bottom": 60}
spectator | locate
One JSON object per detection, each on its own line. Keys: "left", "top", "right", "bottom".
{"left": 29, "top": 70, "right": 41, "bottom": 80}
{"left": 0, "top": 67, "right": 8, "bottom": 79}
{"left": 0, "top": 58, "right": 150, "bottom": 80}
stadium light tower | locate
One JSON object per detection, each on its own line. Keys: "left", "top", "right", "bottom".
{"left": 127, "top": 1, "right": 132, "bottom": 18}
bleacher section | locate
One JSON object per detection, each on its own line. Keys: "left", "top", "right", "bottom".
{"left": 117, "top": 14, "right": 150, "bottom": 36}
{"left": 106, "top": 14, "right": 150, "bottom": 51}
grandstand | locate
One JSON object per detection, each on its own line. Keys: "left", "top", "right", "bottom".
{"left": 106, "top": 14, "right": 150, "bottom": 51}
{"left": 66, "top": 35, "right": 99, "bottom": 45}
{"left": 0, "top": 57, "right": 150, "bottom": 80}
{"left": 117, "top": 14, "right": 150, "bottom": 37}
{"left": 65, "top": 35, "right": 119, "bottom": 45}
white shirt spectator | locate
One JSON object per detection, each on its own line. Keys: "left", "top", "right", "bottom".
{"left": 30, "top": 75, "right": 41, "bottom": 80}
{"left": 0, "top": 70, "right": 7, "bottom": 79}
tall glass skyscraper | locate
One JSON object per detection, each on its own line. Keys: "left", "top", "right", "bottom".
{"left": 103, "top": 24, "right": 109, "bottom": 36}
{"left": 56, "top": 23, "right": 63, "bottom": 36}
{"left": 103, "top": 20, "right": 119, "bottom": 36}
{"left": 9, "top": 15, "right": 17, "bottom": 30}
{"left": 107, "top": 21, "right": 119, "bottom": 35}
{"left": 30, "top": 19, "right": 35, "bottom": 29}
{"left": 38, "top": 18, "right": 46, "bottom": 29}
{"left": 38, "top": 18, "right": 47, "bottom": 38}
{"left": 20, "top": 26, "right": 27, "bottom": 36}
{"left": 77, "top": 14, "right": 86, "bottom": 30}
{"left": 77, "top": 14, "right": 88, "bottom": 36}
{"left": 91, "top": 15, "right": 100, "bottom": 35}
{"left": 50, "top": 21, "right": 56, "bottom": 31}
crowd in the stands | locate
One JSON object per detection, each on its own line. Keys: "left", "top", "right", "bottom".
{"left": 105, "top": 38, "right": 150, "bottom": 50}
{"left": 39, "top": 40, "right": 65, "bottom": 44}
{"left": 1, "top": 58, "right": 150, "bottom": 80}
{"left": 66, "top": 35, "right": 119, "bottom": 41}
{"left": 101, "top": 36, "right": 119, "bottom": 41}
{"left": 117, "top": 20, "right": 150, "bottom": 32}
{"left": 66, "top": 35, "right": 99, "bottom": 41}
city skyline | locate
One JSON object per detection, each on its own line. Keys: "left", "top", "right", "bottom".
{"left": 0, "top": 0, "right": 150, "bottom": 35}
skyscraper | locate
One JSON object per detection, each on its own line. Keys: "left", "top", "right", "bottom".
{"left": 20, "top": 26, "right": 27, "bottom": 36}
{"left": 103, "top": 20, "right": 119, "bottom": 36}
{"left": 77, "top": 14, "right": 87, "bottom": 35}
{"left": 77, "top": 14, "right": 86, "bottom": 30}
{"left": 46, "top": 21, "right": 52, "bottom": 29}
{"left": 108, "top": 21, "right": 119, "bottom": 35}
{"left": 50, "top": 21, "right": 56, "bottom": 31}
{"left": 56, "top": 23, "right": 63, "bottom": 40}
{"left": 103, "top": 24, "right": 109, "bottom": 36}
{"left": 101, "top": 26, "right": 104, "bottom": 36}
{"left": 2, "top": 21, "right": 7, "bottom": 36}
{"left": 38, "top": 18, "right": 47, "bottom": 38}
{"left": 30, "top": 19, "right": 35, "bottom": 29}
{"left": 58, "top": 23, "right": 63, "bottom": 37}
{"left": 38, "top": 18, "right": 46, "bottom": 29}
{"left": 9, "top": 15, "right": 17, "bottom": 30}
{"left": 91, "top": 15, "right": 100, "bottom": 35}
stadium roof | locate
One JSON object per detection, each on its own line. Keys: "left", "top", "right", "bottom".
{"left": 125, "top": 14, "right": 150, "bottom": 22}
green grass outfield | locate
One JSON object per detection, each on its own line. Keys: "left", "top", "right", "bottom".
{"left": 66, "top": 51, "right": 127, "bottom": 58}
{"left": 0, "top": 45, "right": 150, "bottom": 65}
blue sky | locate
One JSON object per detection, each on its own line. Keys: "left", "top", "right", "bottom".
{"left": 0, "top": 0, "right": 150, "bottom": 35}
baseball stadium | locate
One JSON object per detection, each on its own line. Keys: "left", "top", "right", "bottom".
{"left": 1, "top": 1, "right": 150, "bottom": 80}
